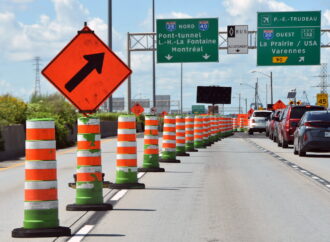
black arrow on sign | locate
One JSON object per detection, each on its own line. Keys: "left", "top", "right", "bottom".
{"left": 65, "top": 53, "right": 105, "bottom": 92}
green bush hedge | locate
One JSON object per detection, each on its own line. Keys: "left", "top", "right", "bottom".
{"left": 27, "top": 94, "right": 78, "bottom": 148}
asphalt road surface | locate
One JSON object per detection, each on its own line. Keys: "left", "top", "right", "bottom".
{"left": 2, "top": 132, "right": 330, "bottom": 242}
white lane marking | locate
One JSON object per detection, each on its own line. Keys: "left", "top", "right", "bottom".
{"left": 326, "top": 185, "right": 330, "bottom": 188}
{"left": 300, "top": 170, "right": 307, "bottom": 173}
{"left": 312, "top": 176, "right": 319, "bottom": 180}
{"left": 110, "top": 190, "right": 128, "bottom": 201}
{"left": 138, "top": 172, "right": 145, "bottom": 179}
{"left": 68, "top": 225, "right": 94, "bottom": 242}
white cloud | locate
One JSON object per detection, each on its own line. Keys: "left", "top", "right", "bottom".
{"left": 324, "top": 9, "right": 330, "bottom": 26}
{"left": 222, "top": 0, "right": 294, "bottom": 27}
{"left": 0, "top": 0, "right": 123, "bottom": 62}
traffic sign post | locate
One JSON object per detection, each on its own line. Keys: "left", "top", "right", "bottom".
{"left": 42, "top": 24, "right": 132, "bottom": 113}
{"left": 257, "top": 11, "right": 321, "bottom": 66}
{"left": 317, "top": 93, "right": 328, "bottom": 108}
{"left": 157, "top": 18, "right": 219, "bottom": 63}
{"left": 227, "top": 25, "right": 248, "bottom": 54}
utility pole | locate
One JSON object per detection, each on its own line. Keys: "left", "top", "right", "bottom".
{"left": 33, "top": 57, "right": 41, "bottom": 96}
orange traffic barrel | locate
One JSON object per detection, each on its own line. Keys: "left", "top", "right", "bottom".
{"left": 138, "top": 115, "right": 165, "bottom": 172}
{"left": 185, "top": 115, "right": 198, "bottom": 152}
{"left": 67, "top": 117, "right": 112, "bottom": 211}
{"left": 12, "top": 119, "right": 71, "bottom": 238}
{"left": 110, "top": 115, "right": 145, "bottom": 189}
{"left": 176, "top": 115, "right": 189, "bottom": 156}
{"left": 160, "top": 115, "right": 180, "bottom": 163}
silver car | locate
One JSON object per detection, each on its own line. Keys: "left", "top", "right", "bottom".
{"left": 248, "top": 110, "right": 272, "bottom": 135}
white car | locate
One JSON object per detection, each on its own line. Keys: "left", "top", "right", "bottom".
{"left": 248, "top": 110, "right": 272, "bottom": 135}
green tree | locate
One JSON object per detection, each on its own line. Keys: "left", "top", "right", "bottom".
{"left": 0, "top": 94, "right": 27, "bottom": 125}
{"left": 27, "top": 93, "right": 78, "bottom": 148}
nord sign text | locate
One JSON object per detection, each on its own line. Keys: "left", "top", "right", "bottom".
{"left": 257, "top": 11, "right": 321, "bottom": 66}
{"left": 157, "top": 18, "right": 219, "bottom": 63}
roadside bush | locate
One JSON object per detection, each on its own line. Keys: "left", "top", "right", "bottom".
{"left": 0, "top": 94, "right": 27, "bottom": 126}
{"left": 27, "top": 94, "right": 78, "bottom": 148}
{"left": 93, "top": 112, "right": 124, "bottom": 121}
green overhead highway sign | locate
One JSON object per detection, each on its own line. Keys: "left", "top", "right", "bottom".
{"left": 257, "top": 11, "right": 320, "bottom": 66}
{"left": 157, "top": 18, "right": 219, "bottom": 63}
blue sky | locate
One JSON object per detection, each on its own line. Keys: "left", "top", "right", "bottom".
{"left": 0, "top": 0, "right": 329, "bottom": 112}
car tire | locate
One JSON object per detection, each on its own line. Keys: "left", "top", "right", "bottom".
{"left": 273, "top": 135, "right": 277, "bottom": 142}
{"left": 282, "top": 140, "right": 288, "bottom": 148}
{"left": 266, "top": 131, "right": 269, "bottom": 137}
{"left": 277, "top": 138, "right": 282, "bottom": 147}
{"left": 248, "top": 130, "right": 253, "bottom": 135}
{"left": 298, "top": 150, "right": 306, "bottom": 157}
{"left": 293, "top": 145, "right": 298, "bottom": 155}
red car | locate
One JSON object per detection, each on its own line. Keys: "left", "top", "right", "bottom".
{"left": 275, "top": 105, "right": 325, "bottom": 148}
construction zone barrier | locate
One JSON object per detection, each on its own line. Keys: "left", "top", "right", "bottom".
{"left": 185, "top": 115, "right": 198, "bottom": 152}
{"left": 176, "top": 115, "right": 189, "bottom": 156}
{"left": 159, "top": 115, "right": 180, "bottom": 163}
{"left": 138, "top": 115, "right": 165, "bottom": 172}
{"left": 67, "top": 117, "right": 112, "bottom": 211}
{"left": 110, "top": 115, "right": 145, "bottom": 189}
{"left": 194, "top": 115, "right": 205, "bottom": 149}
{"left": 12, "top": 119, "right": 71, "bottom": 238}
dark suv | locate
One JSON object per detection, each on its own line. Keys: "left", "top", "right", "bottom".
{"left": 276, "top": 105, "right": 325, "bottom": 148}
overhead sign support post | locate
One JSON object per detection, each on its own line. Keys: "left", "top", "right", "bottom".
{"left": 257, "top": 11, "right": 321, "bottom": 66}
{"left": 227, "top": 25, "right": 248, "bottom": 54}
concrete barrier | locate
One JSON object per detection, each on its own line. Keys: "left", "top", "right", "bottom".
{"left": 0, "top": 125, "right": 25, "bottom": 161}
{"left": 0, "top": 120, "right": 149, "bottom": 162}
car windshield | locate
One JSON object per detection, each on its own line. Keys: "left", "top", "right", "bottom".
{"left": 253, "top": 112, "right": 271, "bottom": 117}
{"left": 307, "top": 112, "right": 330, "bottom": 121}
{"left": 291, "top": 106, "right": 324, "bottom": 119}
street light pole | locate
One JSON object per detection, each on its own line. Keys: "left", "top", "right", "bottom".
{"left": 270, "top": 71, "right": 273, "bottom": 104}
{"left": 255, "top": 79, "right": 258, "bottom": 110}
{"left": 152, "top": 0, "right": 156, "bottom": 109}
{"left": 238, "top": 93, "right": 241, "bottom": 114}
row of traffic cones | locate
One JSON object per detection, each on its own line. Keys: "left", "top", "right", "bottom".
{"left": 12, "top": 114, "right": 233, "bottom": 238}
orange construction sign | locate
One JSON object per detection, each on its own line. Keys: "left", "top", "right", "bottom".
{"left": 42, "top": 24, "right": 132, "bottom": 113}
{"left": 272, "top": 100, "right": 286, "bottom": 110}
{"left": 131, "top": 103, "right": 144, "bottom": 116}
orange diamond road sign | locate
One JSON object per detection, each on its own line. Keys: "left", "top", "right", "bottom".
{"left": 131, "top": 103, "right": 144, "bottom": 116}
{"left": 42, "top": 24, "right": 132, "bottom": 112}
